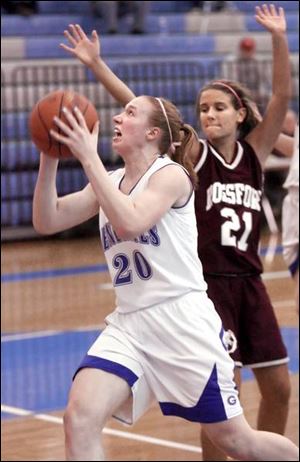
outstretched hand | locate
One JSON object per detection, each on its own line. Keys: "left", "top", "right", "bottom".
{"left": 60, "top": 24, "right": 101, "bottom": 67}
{"left": 255, "top": 4, "right": 286, "bottom": 34}
{"left": 50, "top": 107, "right": 100, "bottom": 163}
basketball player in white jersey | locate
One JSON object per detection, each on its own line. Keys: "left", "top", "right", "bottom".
{"left": 33, "top": 92, "right": 298, "bottom": 460}
{"left": 282, "top": 121, "right": 299, "bottom": 310}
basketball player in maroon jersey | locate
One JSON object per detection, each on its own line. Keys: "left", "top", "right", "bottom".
{"left": 58, "top": 4, "right": 295, "bottom": 460}
{"left": 187, "top": 5, "right": 293, "bottom": 459}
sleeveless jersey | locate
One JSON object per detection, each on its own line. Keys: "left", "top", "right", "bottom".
{"left": 99, "top": 156, "right": 207, "bottom": 313}
{"left": 283, "top": 122, "right": 299, "bottom": 191}
{"left": 194, "top": 139, "right": 263, "bottom": 275}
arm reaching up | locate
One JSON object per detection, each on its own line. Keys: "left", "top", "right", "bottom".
{"left": 60, "top": 24, "right": 135, "bottom": 106}
{"left": 246, "top": 4, "right": 292, "bottom": 166}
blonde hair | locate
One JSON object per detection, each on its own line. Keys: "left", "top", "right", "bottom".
{"left": 146, "top": 96, "right": 199, "bottom": 187}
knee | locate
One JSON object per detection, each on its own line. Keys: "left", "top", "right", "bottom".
{"left": 64, "top": 399, "right": 104, "bottom": 439}
{"left": 203, "top": 418, "right": 256, "bottom": 460}
{"left": 64, "top": 401, "right": 86, "bottom": 438}
{"left": 261, "top": 376, "right": 291, "bottom": 405}
{"left": 276, "top": 380, "right": 292, "bottom": 405}
{"left": 214, "top": 430, "right": 255, "bottom": 460}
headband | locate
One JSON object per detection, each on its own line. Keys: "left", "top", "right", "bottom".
{"left": 155, "top": 98, "right": 182, "bottom": 154}
{"left": 155, "top": 97, "right": 173, "bottom": 143}
{"left": 212, "top": 81, "right": 244, "bottom": 108}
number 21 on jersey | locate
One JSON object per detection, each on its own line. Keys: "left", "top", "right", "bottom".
{"left": 221, "top": 207, "right": 252, "bottom": 251}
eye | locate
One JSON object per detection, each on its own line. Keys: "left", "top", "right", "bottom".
{"left": 215, "top": 104, "right": 226, "bottom": 111}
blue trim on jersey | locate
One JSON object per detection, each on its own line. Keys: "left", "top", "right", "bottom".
{"left": 290, "top": 253, "right": 299, "bottom": 276}
{"left": 159, "top": 364, "right": 227, "bottom": 423}
{"left": 118, "top": 156, "right": 160, "bottom": 195}
{"left": 219, "top": 326, "right": 227, "bottom": 351}
{"left": 74, "top": 355, "right": 139, "bottom": 387}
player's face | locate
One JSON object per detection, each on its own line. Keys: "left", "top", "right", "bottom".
{"left": 198, "top": 90, "right": 243, "bottom": 141}
{"left": 112, "top": 96, "right": 153, "bottom": 155}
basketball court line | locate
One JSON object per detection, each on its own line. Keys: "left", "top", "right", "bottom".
{"left": 1, "top": 245, "right": 289, "bottom": 283}
{"left": 1, "top": 404, "right": 202, "bottom": 454}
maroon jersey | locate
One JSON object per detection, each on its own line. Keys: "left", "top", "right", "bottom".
{"left": 195, "top": 139, "right": 263, "bottom": 275}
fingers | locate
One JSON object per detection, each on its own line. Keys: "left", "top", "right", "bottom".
{"left": 68, "top": 24, "right": 81, "bottom": 42}
{"left": 269, "top": 4, "right": 277, "bottom": 16}
{"left": 91, "top": 29, "right": 99, "bottom": 44}
{"left": 92, "top": 120, "right": 100, "bottom": 134}
{"left": 63, "top": 29, "right": 78, "bottom": 47}
{"left": 50, "top": 107, "right": 88, "bottom": 140}
{"left": 49, "top": 128, "right": 68, "bottom": 144}
{"left": 52, "top": 113, "right": 74, "bottom": 139}
{"left": 59, "top": 43, "right": 76, "bottom": 54}
{"left": 262, "top": 4, "right": 272, "bottom": 16}
{"left": 278, "top": 6, "right": 285, "bottom": 19}
{"left": 74, "top": 24, "right": 88, "bottom": 40}
{"left": 73, "top": 106, "right": 88, "bottom": 129}
{"left": 256, "top": 3, "right": 281, "bottom": 18}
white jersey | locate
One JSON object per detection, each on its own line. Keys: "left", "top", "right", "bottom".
{"left": 283, "top": 122, "right": 299, "bottom": 191}
{"left": 99, "top": 156, "right": 207, "bottom": 313}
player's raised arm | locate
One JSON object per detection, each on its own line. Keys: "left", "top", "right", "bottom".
{"left": 246, "top": 4, "right": 291, "bottom": 165}
{"left": 60, "top": 24, "right": 135, "bottom": 107}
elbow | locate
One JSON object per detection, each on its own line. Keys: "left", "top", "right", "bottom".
{"left": 32, "top": 216, "right": 56, "bottom": 236}
{"left": 114, "top": 224, "right": 139, "bottom": 241}
{"left": 33, "top": 222, "right": 53, "bottom": 236}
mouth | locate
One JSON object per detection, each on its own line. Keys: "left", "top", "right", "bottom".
{"left": 112, "top": 127, "right": 122, "bottom": 141}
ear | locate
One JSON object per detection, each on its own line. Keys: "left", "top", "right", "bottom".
{"left": 237, "top": 107, "right": 247, "bottom": 124}
{"left": 146, "top": 127, "right": 160, "bottom": 141}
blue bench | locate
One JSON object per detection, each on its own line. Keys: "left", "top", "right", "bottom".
{"left": 1, "top": 168, "right": 88, "bottom": 200}
{"left": 36, "top": 1, "right": 191, "bottom": 15}
{"left": 1, "top": 137, "right": 115, "bottom": 170}
{"left": 1, "top": 199, "right": 33, "bottom": 226}
{"left": 233, "top": 0, "right": 299, "bottom": 13}
{"left": 1, "top": 13, "right": 186, "bottom": 36}
{"left": 24, "top": 34, "right": 216, "bottom": 59}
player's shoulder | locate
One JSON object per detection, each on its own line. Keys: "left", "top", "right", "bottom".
{"left": 152, "top": 156, "right": 188, "bottom": 179}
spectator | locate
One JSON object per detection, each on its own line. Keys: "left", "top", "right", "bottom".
{"left": 222, "top": 36, "right": 271, "bottom": 112}
{"left": 189, "top": 1, "right": 233, "bottom": 12}
{"left": 90, "top": 1, "right": 150, "bottom": 34}
{"left": 1, "top": 0, "right": 37, "bottom": 16}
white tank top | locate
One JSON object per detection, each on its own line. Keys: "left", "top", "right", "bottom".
{"left": 283, "top": 122, "right": 299, "bottom": 190}
{"left": 99, "top": 156, "right": 207, "bottom": 313}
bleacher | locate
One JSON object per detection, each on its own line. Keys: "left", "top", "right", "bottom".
{"left": 1, "top": 0, "right": 299, "bottom": 238}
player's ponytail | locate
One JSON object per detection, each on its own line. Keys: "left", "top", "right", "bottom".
{"left": 147, "top": 96, "right": 198, "bottom": 188}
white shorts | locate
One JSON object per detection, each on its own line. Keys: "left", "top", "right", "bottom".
{"left": 75, "top": 291, "right": 243, "bottom": 425}
{"left": 282, "top": 191, "right": 299, "bottom": 275}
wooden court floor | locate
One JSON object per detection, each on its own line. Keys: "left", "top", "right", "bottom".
{"left": 1, "top": 233, "right": 299, "bottom": 461}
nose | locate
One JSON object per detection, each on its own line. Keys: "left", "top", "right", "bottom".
{"left": 206, "top": 107, "right": 216, "bottom": 119}
{"left": 113, "top": 113, "right": 122, "bottom": 123}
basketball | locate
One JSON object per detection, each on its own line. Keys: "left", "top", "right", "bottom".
{"left": 29, "top": 89, "right": 99, "bottom": 158}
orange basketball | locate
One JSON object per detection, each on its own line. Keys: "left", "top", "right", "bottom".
{"left": 29, "top": 89, "right": 99, "bottom": 158}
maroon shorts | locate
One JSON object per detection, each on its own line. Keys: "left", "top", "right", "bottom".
{"left": 204, "top": 274, "right": 288, "bottom": 367}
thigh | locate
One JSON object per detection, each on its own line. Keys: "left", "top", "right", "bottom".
{"left": 240, "top": 277, "right": 288, "bottom": 366}
{"left": 205, "top": 275, "right": 242, "bottom": 365}
{"left": 68, "top": 367, "right": 131, "bottom": 424}
{"left": 73, "top": 324, "right": 155, "bottom": 425}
